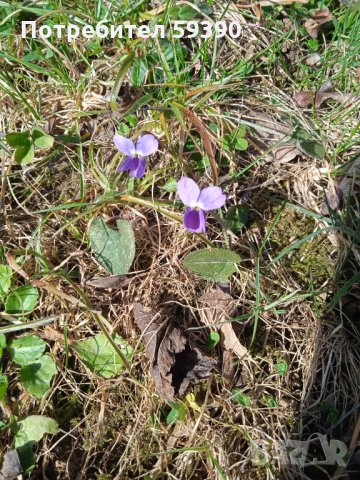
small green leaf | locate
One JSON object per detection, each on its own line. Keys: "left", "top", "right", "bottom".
{"left": 307, "top": 38, "right": 319, "bottom": 51}
{"left": 31, "top": 127, "right": 54, "bottom": 149}
{"left": 53, "top": 134, "right": 82, "bottom": 145}
{"left": 168, "top": 6, "right": 180, "bottom": 17}
{"left": 6, "top": 131, "right": 30, "bottom": 148}
{"left": 0, "top": 265, "right": 12, "bottom": 300}
{"left": 225, "top": 205, "right": 249, "bottom": 234}
{"left": 182, "top": 248, "right": 240, "bottom": 283}
{"left": 297, "top": 139, "right": 326, "bottom": 160}
{"left": 8, "top": 335, "right": 46, "bottom": 366}
{"left": 14, "top": 141, "right": 35, "bottom": 165}
{"left": 14, "top": 415, "right": 59, "bottom": 447}
{"left": 116, "top": 123, "right": 130, "bottom": 135}
{"left": 274, "top": 360, "right": 288, "bottom": 376}
{"left": 161, "top": 177, "right": 178, "bottom": 192}
{"left": 235, "top": 137, "right": 248, "bottom": 151}
{"left": 235, "top": 126, "right": 247, "bottom": 139}
{"left": 14, "top": 415, "right": 59, "bottom": 471}
{"left": 0, "top": 333, "right": 6, "bottom": 362}
{"left": 206, "top": 331, "right": 220, "bottom": 350}
{"left": 209, "top": 122, "right": 218, "bottom": 134}
{"left": 168, "top": 5, "right": 197, "bottom": 19}
{"left": 20, "top": 354, "right": 57, "bottom": 398}
{"left": 72, "top": 333, "right": 133, "bottom": 378}
{"left": 124, "top": 114, "right": 137, "bottom": 127}
{"left": 0, "top": 374, "right": 8, "bottom": 400}
{"left": 222, "top": 134, "right": 232, "bottom": 151}
{"left": 231, "top": 389, "right": 251, "bottom": 407}
{"left": 291, "top": 127, "right": 310, "bottom": 142}
{"left": 266, "top": 396, "right": 278, "bottom": 408}
{"left": 166, "top": 402, "right": 188, "bottom": 424}
{"left": 179, "top": 5, "right": 197, "bottom": 19}
{"left": 131, "top": 58, "right": 147, "bottom": 87}
{"left": 89, "top": 217, "right": 136, "bottom": 275}
{"left": 5, "top": 285, "right": 39, "bottom": 314}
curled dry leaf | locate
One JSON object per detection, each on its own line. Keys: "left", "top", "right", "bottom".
{"left": 321, "top": 156, "right": 360, "bottom": 215}
{"left": 133, "top": 303, "right": 217, "bottom": 400}
{"left": 293, "top": 91, "right": 357, "bottom": 109}
{"left": 272, "top": 144, "right": 300, "bottom": 163}
{"left": 0, "top": 450, "right": 22, "bottom": 480}
{"left": 199, "top": 289, "right": 251, "bottom": 361}
{"left": 305, "top": 53, "right": 321, "bottom": 67}
{"left": 241, "top": 109, "right": 301, "bottom": 163}
{"left": 86, "top": 275, "right": 128, "bottom": 289}
{"left": 304, "top": 8, "right": 333, "bottom": 38}
{"left": 221, "top": 350, "right": 239, "bottom": 389}
{"left": 321, "top": 185, "right": 344, "bottom": 215}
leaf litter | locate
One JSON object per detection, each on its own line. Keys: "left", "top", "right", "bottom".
{"left": 304, "top": 8, "right": 333, "bottom": 38}
{"left": 293, "top": 91, "right": 358, "bottom": 109}
{"left": 133, "top": 303, "right": 217, "bottom": 400}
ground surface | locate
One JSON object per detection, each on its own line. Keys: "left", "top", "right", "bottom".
{"left": 1, "top": 1, "right": 360, "bottom": 479}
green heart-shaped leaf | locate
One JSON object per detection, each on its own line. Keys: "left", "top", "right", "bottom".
{"left": 5, "top": 285, "right": 39, "bottom": 314}
{"left": 8, "top": 335, "right": 46, "bottom": 366}
{"left": 14, "top": 415, "right": 59, "bottom": 471}
{"left": 89, "top": 217, "right": 136, "bottom": 275}
{"left": 32, "top": 127, "right": 54, "bottom": 149}
{"left": 14, "top": 141, "right": 35, "bottom": 165}
{"left": 0, "top": 265, "right": 12, "bottom": 300}
{"left": 20, "top": 354, "right": 57, "bottom": 398}
{"left": 225, "top": 205, "right": 249, "bottom": 234}
{"left": 72, "top": 333, "right": 133, "bottom": 378}
{"left": 297, "top": 139, "right": 326, "bottom": 160}
{"left": 6, "top": 131, "right": 30, "bottom": 148}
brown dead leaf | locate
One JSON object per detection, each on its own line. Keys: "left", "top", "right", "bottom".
{"left": 86, "top": 275, "right": 127, "bottom": 289}
{"left": 221, "top": 350, "right": 238, "bottom": 389}
{"left": 305, "top": 53, "right": 321, "bottom": 67}
{"left": 199, "top": 289, "right": 251, "bottom": 361}
{"left": 321, "top": 156, "right": 360, "bottom": 214}
{"left": 133, "top": 303, "right": 217, "bottom": 400}
{"left": 221, "top": 321, "right": 250, "bottom": 358}
{"left": 305, "top": 8, "right": 333, "bottom": 38}
{"left": 272, "top": 145, "right": 300, "bottom": 163}
{"left": 0, "top": 450, "right": 22, "bottom": 480}
{"left": 241, "top": 109, "right": 302, "bottom": 162}
{"left": 321, "top": 185, "right": 344, "bottom": 215}
{"left": 293, "top": 91, "right": 357, "bottom": 108}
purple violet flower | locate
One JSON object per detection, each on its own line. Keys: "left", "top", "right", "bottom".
{"left": 177, "top": 177, "right": 226, "bottom": 233}
{"left": 113, "top": 133, "right": 158, "bottom": 179}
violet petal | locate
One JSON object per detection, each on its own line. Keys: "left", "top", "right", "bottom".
{"left": 118, "top": 156, "right": 138, "bottom": 173}
{"left": 177, "top": 177, "right": 200, "bottom": 208}
{"left": 130, "top": 157, "right": 146, "bottom": 179}
{"left": 136, "top": 134, "right": 158, "bottom": 156}
{"left": 197, "top": 186, "right": 226, "bottom": 211}
{"left": 113, "top": 134, "right": 136, "bottom": 156}
{"left": 183, "top": 208, "right": 206, "bottom": 233}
